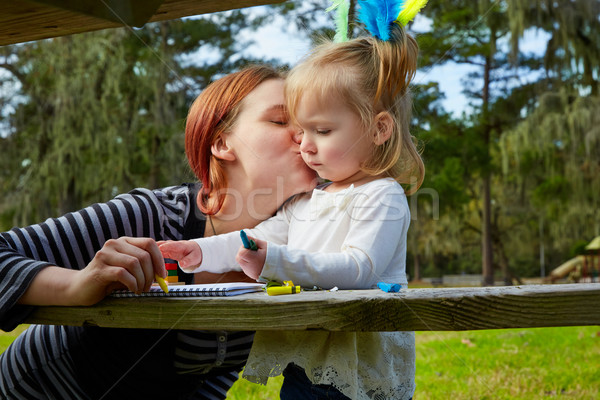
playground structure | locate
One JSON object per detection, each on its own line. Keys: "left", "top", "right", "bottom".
{"left": 549, "top": 236, "right": 600, "bottom": 283}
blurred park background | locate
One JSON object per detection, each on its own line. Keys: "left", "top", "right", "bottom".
{"left": 1, "top": 0, "right": 599, "bottom": 286}
{"left": 1, "top": 2, "right": 599, "bottom": 399}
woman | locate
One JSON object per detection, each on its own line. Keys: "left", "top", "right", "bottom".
{"left": 0, "top": 65, "right": 317, "bottom": 399}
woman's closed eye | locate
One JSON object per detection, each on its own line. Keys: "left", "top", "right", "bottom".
{"left": 265, "top": 105, "right": 290, "bottom": 126}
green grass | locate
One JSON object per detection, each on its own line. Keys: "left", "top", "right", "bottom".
{"left": 227, "top": 327, "right": 600, "bottom": 399}
{"left": 227, "top": 374, "right": 283, "bottom": 399}
{"left": 3, "top": 326, "right": 598, "bottom": 399}
{"left": 0, "top": 324, "right": 28, "bottom": 353}
{"left": 412, "top": 327, "right": 600, "bottom": 400}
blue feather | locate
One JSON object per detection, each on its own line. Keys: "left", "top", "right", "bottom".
{"left": 357, "top": 0, "right": 405, "bottom": 40}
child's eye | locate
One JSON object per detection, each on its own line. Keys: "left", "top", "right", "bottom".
{"left": 271, "top": 120, "right": 288, "bottom": 126}
{"left": 316, "top": 129, "right": 331, "bottom": 135}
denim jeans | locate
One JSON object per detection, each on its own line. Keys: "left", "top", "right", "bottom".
{"left": 279, "top": 364, "right": 351, "bottom": 400}
{"left": 279, "top": 363, "right": 414, "bottom": 400}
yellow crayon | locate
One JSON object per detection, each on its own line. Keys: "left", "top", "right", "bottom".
{"left": 266, "top": 285, "right": 301, "bottom": 296}
{"left": 155, "top": 274, "right": 169, "bottom": 293}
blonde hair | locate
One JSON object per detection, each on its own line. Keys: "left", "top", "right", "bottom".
{"left": 286, "top": 24, "right": 424, "bottom": 194}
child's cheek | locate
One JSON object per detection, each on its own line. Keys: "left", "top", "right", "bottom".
{"left": 322, "top": 147, "right": 345, "bottom": 163}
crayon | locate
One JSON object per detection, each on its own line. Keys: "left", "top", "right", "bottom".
{"left": 266, "top": 285, "right": 301, "bottom": 296}
{"left": 240, "top": 230, "right": 258, "bottom": 251}
{"left": 154, "top": 274, "right": 169, "bottom": 293}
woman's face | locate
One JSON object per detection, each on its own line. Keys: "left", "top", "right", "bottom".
{"left": 226, "top": 79, "right": 317, "bottom": 203}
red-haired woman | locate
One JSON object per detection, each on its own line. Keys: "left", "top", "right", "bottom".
{"left": 0, "top": 65, "right": 317, "bottom": 399}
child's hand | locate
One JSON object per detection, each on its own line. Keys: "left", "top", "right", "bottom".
{"left": 236, "top": 236, "right": 267, "bottom": 280}
{"left": 158, "top": 240, "right": 202, "bottom": 271}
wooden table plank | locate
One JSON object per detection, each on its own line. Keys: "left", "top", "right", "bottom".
{"left": 0, "top": 0, "right": 284, "bottom": 46}
{"left": 24, "top": 283, "right": 600, "bottom": 331}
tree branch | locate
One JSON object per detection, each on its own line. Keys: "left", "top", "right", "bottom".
{"left": 0, "top": 63, "right": 25, "bottom": 85}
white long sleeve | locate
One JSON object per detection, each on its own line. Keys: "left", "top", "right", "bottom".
{"left": 190, "top": 231, "right": 243, "bottom": 273}
{"left": 261, "top": 179, "right": 409, "bottom": 289}
{"left": 189, "top": 197, "right": 297, "bottom": 273}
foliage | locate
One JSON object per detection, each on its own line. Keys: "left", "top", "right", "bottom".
{"left": 500, "top": 91, "right": 600, "bottom": 253}
{"left": 507, "top": 0, "right": 600, "bottom": 95}
{"left": 0, "top": 12, "right": 261, "bottom": 227}
{"left": 413, "top": 0, "right": 537, "bottom": 281}
{"left": 409, "top": 0, "right": 599, "bottom": 280}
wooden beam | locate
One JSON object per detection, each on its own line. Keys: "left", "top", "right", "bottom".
{"left": 0, "top": 0, "right": 284, "bottom": 46}
{"left": 24, "top": 284, "right": 600, "bottom": 331}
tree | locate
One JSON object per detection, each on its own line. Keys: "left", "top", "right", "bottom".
{"left": 408, "top": 82, "right": 473, "bottom": 280}
{"left": 497, "top": 1, "right": 600, "bottom": 276}
{"left": 501, "top": 91, "right": 600, "bottom": 260}
{"left": 0, "top": 11, "right": 261, "bottom": 227}
{"left": 507, "top": 0, "right": 600, "bottom": 96}
{"left": 417, "top": 0, "right": 551, "bottom": 284}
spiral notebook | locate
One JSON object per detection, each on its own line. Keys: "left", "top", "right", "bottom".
{"left": 110, "top": 282, "right": 265, "bottom": 298}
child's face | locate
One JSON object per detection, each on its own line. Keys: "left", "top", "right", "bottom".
{"left": 295, "top": 93, "right": 374, "bottom": 186}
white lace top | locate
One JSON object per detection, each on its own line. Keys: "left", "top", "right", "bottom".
{"left": 192, "top": 178, "right": 416, "bottom": 399}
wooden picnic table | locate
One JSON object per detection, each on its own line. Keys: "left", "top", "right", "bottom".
{"left": 24, "top": 283, "right": 600, "bottom": 331}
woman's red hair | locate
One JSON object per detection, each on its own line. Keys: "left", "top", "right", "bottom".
{"left": 185, "top": 65, "right": 283, "bottom": 215}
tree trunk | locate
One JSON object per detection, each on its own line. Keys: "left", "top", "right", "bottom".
{"left": 412, "top": 233, "right": 421, "bottom": 281}
{"left": 494, "top": 231, "right": 521, "bottom": 286}
{"left": 482, "top": 175, "right": 494, "bottom": 285}
{"left": 481, "top": 44, "right": 494, "bottom": 286}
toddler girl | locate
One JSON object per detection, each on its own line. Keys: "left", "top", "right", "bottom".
{"left": 160, "top": 5, "right": 425, "bottom": 399}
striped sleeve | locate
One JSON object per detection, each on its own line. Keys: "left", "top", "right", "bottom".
{"left": 0, "top": 185, "right": 193, "bottom": 331}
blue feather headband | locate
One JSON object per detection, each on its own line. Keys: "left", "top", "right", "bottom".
{"left": 328, "top": 0, "right": 428, "bottom": 42}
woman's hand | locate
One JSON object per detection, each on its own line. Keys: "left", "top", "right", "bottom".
{"left": 75, "top": 237, "right": 166, "bottom": 302}
{"left": 158, "top": 240, "right": 203, "bottom": 271}
{"left": 236, "top": 236, "right": 267, "bottom": 280}
{"left": 19, "top": 237, "right": 166, "bottom": 306}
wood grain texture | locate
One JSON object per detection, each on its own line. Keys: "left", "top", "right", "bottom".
{"left": 24, "top": 284, "right": 600, "bottom": 331}
{"left": 0, "top": 0, "right": 283, "bottom": 45}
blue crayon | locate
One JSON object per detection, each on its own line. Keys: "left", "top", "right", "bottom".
{"left": 240, "top": 230, "right": 258, "bottom": 251}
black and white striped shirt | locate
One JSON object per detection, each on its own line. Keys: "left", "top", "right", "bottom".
{"left": 0, "top": 185, "right": 254, "bottom": 399}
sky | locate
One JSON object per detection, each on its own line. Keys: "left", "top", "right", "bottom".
{"left": 239, "top": 6, "right": 551, "bottom": 118}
